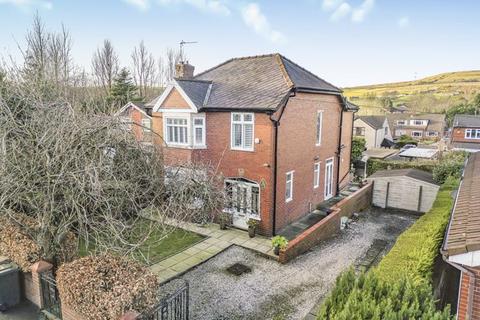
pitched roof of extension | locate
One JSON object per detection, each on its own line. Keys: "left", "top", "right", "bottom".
{"left": 175, "top": 79, "right": 212, "bottom": 109}
{"left": 368, "top": 168, "right": 438, "bottom": 185}
{"left": 452, "top": 114, "right": 480, "bottom": 128}
{"left": 357, "top": 115, "right": 386, "bottom": 130}
{"left": 443, "top": 153, "right": 480, "bottom": 256}
{"left": 193, "top": 53, "right": 342, "bottom": 111}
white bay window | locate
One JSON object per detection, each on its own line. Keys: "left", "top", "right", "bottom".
{"left": 163, "top": 113, "right": 206, "bottom": 148}
{"left": 231, "top": 113, "right": 254, "bottom": 151}
{"left": 166, "top": 118, "right": 188, "bottom": 145}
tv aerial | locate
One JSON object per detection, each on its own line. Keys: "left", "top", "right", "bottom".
{"left": 179, "top": 40, "right": 198, "bottom": 61}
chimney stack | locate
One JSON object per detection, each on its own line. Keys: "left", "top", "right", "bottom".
{"left": 175, "top": 61, "right": 195, "bottom": 79}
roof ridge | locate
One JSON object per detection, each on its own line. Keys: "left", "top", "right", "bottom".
{"left": 175, "top": 78, "right": 212, "bottom": 84}
{"left": 279, "top": 54, "right": 341, "bottom": 92}
{"left": 274, "top": 53, "right": 294, "bottom": 88}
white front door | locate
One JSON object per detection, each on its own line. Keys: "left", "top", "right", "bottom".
{"left": 225, "top": 179, "right": 260, "bottom": 230}
{"left": 325, "top": 158, "right": 334, "bottom": 200}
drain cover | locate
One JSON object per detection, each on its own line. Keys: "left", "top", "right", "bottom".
{"left": 226, "top": 263, "right": 251, "bottom": 276}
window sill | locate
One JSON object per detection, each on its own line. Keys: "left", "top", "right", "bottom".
{"left": 165, "top": 144, "right": 208, "bottom": 150}
{"left": 285, "top": 198, "right": 293, "bottom": 203}
{"left": 230, "top": 147, "right": 255, "bottom": 153}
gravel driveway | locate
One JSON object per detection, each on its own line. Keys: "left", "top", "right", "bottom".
{"left": 164, "top": 209, "right": 417, "bottom": 320}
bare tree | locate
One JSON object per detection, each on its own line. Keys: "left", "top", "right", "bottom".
{"left": 164, "top": 48, "right": 183, "bottom": 83}
{"left": 157, "top": 56, "right": 166, "bottom": 88}
{"left": 131, "top": 41, "right": 157, "bottom": 99}
{"left": 91, "top": 39, "right": 119, "bottom": 95}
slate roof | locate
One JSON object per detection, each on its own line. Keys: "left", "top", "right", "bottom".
{"left": 451, "top": 142, "right": 480, "bottom": 151}
{"left": 452, "top": 114, "right": 480, "bottom": 128}
{"left": 357, "top": 115, "right": 386, "bottom": 130}
{"left": 176, "top": 79, "right": 212, "bottom": 108}
{"left": 368, "top": 168, "right": 438, "bottom": 185}
{"left": 193, "top": 53, "right": 342, "bottom": 111}
{"left": 443, "top": 153, "right": 480, "bottom": 256}
{"left": 386, "top": 113, "right": 446, "bottom": 133}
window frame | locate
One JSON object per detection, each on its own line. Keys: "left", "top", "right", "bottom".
{"left": 141, "top": 118, "right": 151, "bottom": 133}
{"left": 224, "top": 178, "right": 261, "bottom": 218}
{"left": 285, "top": 171, "right": 294, "bottom": 203}
{"left": 313, "top": 162, "right": 320, "bottom": 189}
{"left": 192, "top": 117, "right": 206, "bottom": 147}
{"left": 316, "top": 111, "right": 323, "bottom": 146}
{"left": 230, "top": 112, "right": 255, "bottom": 152}
{"left": 396, "top": 120, "right": 407, "bottom": 126}
{"left": 465, "top": 129, "right": 480, "bottom": 139}
{"left": 411, "top": 130, "right": 423, "bottom": 138}
{"left": 354, "top": 126, "right": 365, "bottom": 136}
{"left": 164, "top": 116, "right": 189, "bottom": 146}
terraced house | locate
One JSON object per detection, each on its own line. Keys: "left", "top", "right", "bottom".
{"left": 123, "top": 54, "right": 358, "bottom": 236}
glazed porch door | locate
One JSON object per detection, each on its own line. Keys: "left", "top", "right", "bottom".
{"left": 225, "top": 179, "right": 260, "bottom": 230}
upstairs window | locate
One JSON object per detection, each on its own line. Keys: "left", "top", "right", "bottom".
{"left": 354, "top": 127, "right": 365, "bottom": 136}
{"left": 193, "top": 117, "right": 205, "bottom": 146}
{"left": 396, "top": 120, "right": 407, "bottom": 126}
{"left": 465, "top": 129, "right": 480, "bottom": 139}
{"left": 166, "top": 118, "right": 188, "bottom": 145}
{"left": 285, "top": 171, "right": 294, "bottom": 202}
{"left": 316, "top": 111, "right": 323, "bottom": 146}
{"left": 141, "top": 118, "right": 151, "bottom": 133}
{"left": 411, "top": 119, "right": 427, "bottom": 126}
{"left": 231, "top": 113, "right": 254, "bottom": 151}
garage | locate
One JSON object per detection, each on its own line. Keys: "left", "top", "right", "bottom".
{"left": 366, "top": 168, "right": 440, "bottom": 213}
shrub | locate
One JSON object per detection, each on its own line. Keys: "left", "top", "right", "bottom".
{"left": 396, "top": 135, "right": 418, "bottom": 148}
{"left": 351, "top": 137, "right": 366, "bottom": 162}
{"left": 376, "top": 177, "right": 459, "bottom": 283}
{"left": 433, "top": 151, "right": 468, "bottom": 184}
{"left": 367, "top": 158, "right": 437, "bottom": 176}
{"left": 0, "top": 213, "right": 42, "bottom": 271}
{"left": 318, "top": 269, "right": 451, "bottom": 320}
{"left": 57, "top": 254, "right": 160, "bottom": 320}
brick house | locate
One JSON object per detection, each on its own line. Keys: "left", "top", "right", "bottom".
{"left": 115, "top": 102, "right": 154, "bottom": 144}
{"left": 442, "top": 152, "right": 480, "bottom": 320}
{"left": 136, "top": 54, "right": 357, "bottom": 236}
{"left": 449, "top": 115, "right": 480, "bottom": 152}
{"left": 353, "top": 115, "right": 393, "bottom": 149}
{"left": 386, "top": 113, "right": 446, "bottom": 141}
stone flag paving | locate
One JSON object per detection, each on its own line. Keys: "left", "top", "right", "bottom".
{"left": 148, "top": 221, "right": 276, "bottom": 283}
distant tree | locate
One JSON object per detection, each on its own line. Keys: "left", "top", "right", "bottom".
{"left": 91, "top": 40, "right": 119, "bottom": 95}
{"left": 381, "top": 97, "right": 393, "bottom": 110}
{"left": 108, "top": 68, "right": 140, "bottom": 109}
{"left": 445, "top": 95, "right": 480, "bottom": 126}
{"left": 131, "top": 41, "right": 157, "bottom": 99}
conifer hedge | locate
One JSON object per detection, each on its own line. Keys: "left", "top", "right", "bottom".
{"left": 318, "top": 176, "right": 459, "bottom": 319}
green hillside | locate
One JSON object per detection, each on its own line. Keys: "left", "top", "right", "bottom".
{"left": 343, "top": 70, "right": 480, "bottom": 115}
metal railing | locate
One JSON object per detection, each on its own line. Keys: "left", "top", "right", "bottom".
{"left": 39, "top": 272, "right": 62, "bottom": 319}
{"left": 139, "top": 281, "right": 189, "bottom": 320}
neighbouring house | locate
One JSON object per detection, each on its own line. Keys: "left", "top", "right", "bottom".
{"left": 386, "top": 113, "right": 446, "bottom": 141}
{"left": 390, "top": 103, "right": 410, "bottom": 114}
{"left": 143, "top": 53, "right": 357, "bottom": 236}
{"left": 449, "top": 114, "right": 480, "bottom": 152}
{"left": 353, "top": 115, "right": 393, "bottom": 149}
{"left": 442, "top": 152, "right": 480, "bottom": 320}
{"left": 367, "top": 168, "right": 440, "bottom": 213}
{"left": 115, "top": 101, "right": 154, "bottom": 144}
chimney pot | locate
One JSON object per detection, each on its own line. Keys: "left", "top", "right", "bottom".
{"left": 175, "top": 62, "right": 195, "bottom": 79}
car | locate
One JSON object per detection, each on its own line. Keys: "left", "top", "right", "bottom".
{"left": 400, "top": 144, "right": 417, "bottom": 152}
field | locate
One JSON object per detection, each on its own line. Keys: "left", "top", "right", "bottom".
{"left": 343, "top": 70, "right": 480, "bottom": 115}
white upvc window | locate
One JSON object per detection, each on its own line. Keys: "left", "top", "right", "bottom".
{"left": 285, "top": 171, "right": 294, "bottom": 202}
{"left": 411, "top": 119, "right": 427, "bottom": 126}
{"left": 427, "top": 131, "right": 438, "bottom": 137}
{"left": 193, "top": 117, "right": 205, "bottom": 146}
{"left": 411, "top": 130, "right": 423, "bottom": 138}
{"left": 231, "top": 113, "right": 254, "bottom": 151}
{"left": 316, "top": 111, "right": 323, "bottom": 146}
{"left": 141, "top": 118, "right": 151, "bottom": 133}
{"left": 313, "top": 162, "right": 320, "bottom": 189}
{"left": 465, "top": 129, "right": 480, "bottom": 139}
{"left": 396, "top": 120, "right": 407, "bottom": 126}
{"left": 165, "top": 117, "right": 188, "bottom": 145}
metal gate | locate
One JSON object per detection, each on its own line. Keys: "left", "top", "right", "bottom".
{"left": 139, "top": 281, "right": 189, "bottom": 320}
{"left": 40, "top": 272, "right": 62, "bottom": 319}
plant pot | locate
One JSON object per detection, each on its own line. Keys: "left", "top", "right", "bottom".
{"left": 248, "top": 226, "right": 255, "bottom": 238}
{"left": 273, "top": 245, "right": 280, "bottom": 256}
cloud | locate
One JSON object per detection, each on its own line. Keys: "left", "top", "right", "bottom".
{"left": 123, "top": 0, "right": 149, "bottom": 11}
{"left": 330, "top": 2, "right": 351, "bottom": 21}
{"left": 241, "top": 3, "right": 286, "bottom": 44}
{"left": 397, "top": 16, "right": 410, "bottom": 28}
{"left": 351, "top": 0, "right": 375, "bottom": 23}
{"left": 322, "top": 0, "right": 343, "bottom": 11}
{"left": 157, "top": 0, "right": 231, "bottom": 16}
{"left": 0, "top": 0, "right": 52, "bottom": 10}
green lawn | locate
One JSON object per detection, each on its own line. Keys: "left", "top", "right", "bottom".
{"left": 79, "top": 219, "right": 205, "bottom": 265}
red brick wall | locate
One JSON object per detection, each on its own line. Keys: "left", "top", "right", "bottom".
{"left": 457, "top": 268, "right": 480, "bottom": 320}
{"left": 452, "top": 127, "right": 480, "bottom": 144}
{"left": 160, "top": 89, "right": 191, "bottom": 109}
{"left": 279, "top": 183, "right": 372, "bottom": 263}
{"left": 275, "top": 93, "right": 343, "bottom": 232}
{"left": 124, "top": 107, "right": 153, "bottom": 143}
{"left": 340, "top": 111, "right": 354, "bottom": 188}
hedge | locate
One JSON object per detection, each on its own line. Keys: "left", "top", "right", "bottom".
{"left": 57, "top": 254, "right": 160, "bottom": 320}
{"left": 375, "top": 176, "right": 459, "bottom": 283}
{"left": 367, "top": 158, "right": 437, "bottom": 176}
{"left": 318, "top": 176, "right": 459, "bottom": 319}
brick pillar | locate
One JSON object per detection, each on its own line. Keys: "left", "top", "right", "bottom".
{"left": 26, "top": 260, "right": 53, "bottom": 308}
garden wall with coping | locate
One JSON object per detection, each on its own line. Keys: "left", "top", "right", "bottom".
{"left": 279, "top": 183, "right": 373, "bottom": 263}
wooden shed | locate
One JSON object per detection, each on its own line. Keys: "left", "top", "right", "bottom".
{"left": 366, "top": 169, "right": 440, "bottom": 213}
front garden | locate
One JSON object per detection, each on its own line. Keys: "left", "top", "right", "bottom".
{"left": 317, "top": 176, "right": 460, "bottom": 319}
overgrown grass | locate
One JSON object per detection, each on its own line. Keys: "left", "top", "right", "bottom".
{"left": 79, "top": 219, "right": 205, "bottom": 265}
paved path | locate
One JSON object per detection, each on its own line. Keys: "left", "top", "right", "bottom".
{"left": 148, "top": 220, "right": 275, "bottom": 283}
